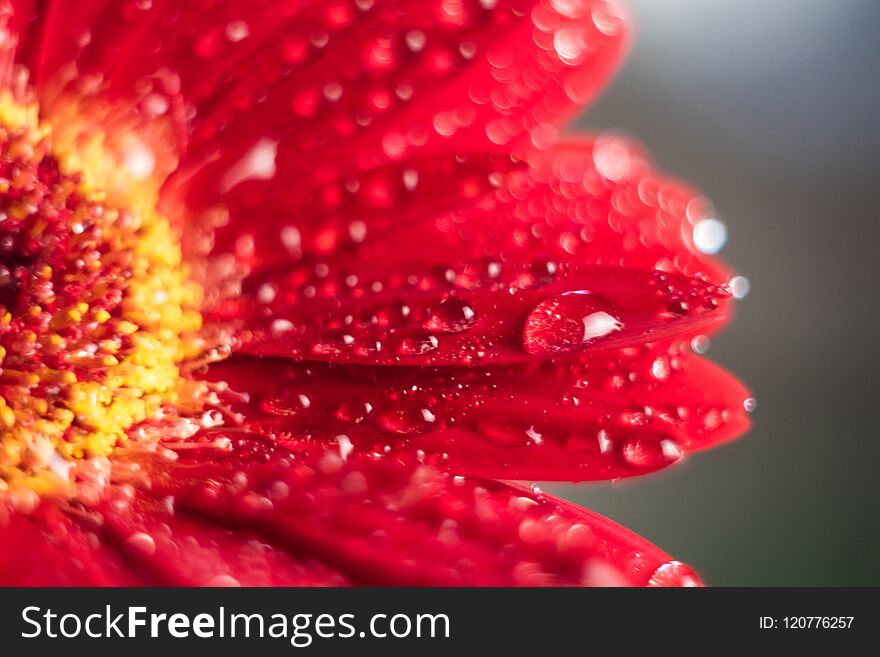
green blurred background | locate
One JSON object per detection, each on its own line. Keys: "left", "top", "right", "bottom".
{"left": 551, "top": 0, "right": 880, "bottom": 585}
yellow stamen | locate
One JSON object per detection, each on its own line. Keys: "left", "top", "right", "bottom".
{"left": 0, "top": 91, "right": 207, "bottom": 492}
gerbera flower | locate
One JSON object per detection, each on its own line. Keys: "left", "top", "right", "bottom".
{"left": 0, "top": 0, "right": 751, "bottom": 586}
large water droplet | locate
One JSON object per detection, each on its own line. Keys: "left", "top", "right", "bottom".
{"left": 522, "top": 291, "right": 622, "bottom": 355}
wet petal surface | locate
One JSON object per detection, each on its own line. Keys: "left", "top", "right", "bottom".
{"left": 1, "top": 438, "right": 699, "bottom": 586}
{"left": 201, "top": 345, "right": 750, "bottom": 481}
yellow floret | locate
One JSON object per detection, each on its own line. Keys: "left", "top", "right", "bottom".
{"left": 0, "top": 91, "right": 208, "bottom": 491}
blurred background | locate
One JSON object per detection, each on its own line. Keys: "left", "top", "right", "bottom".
{"left": 551, "top": 0, "right": 880, "bottom": 585}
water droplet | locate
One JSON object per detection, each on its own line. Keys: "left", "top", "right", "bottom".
{"left": 692, "top": 218, "right": 727, "bottom": 254}
{"left": 323, "top": 82, "right": 343, "bottom": 102}
{"left": 398, "top": 329, "right": 439, "bottom": 355}
{"left": 270, "top": 318, "right": 294, "bottom": 334}
{"left": 257, "top": 283, "right": 278, "bottom": 304}
{"left": 729, "top": 275, "right": 750, "bottom": 300}
{"left": 743, "top": 397, "right": 757, "bottom": 413}
{"left": 379, "top": 402, "right": 436, "bottom": 434}
{"left": 205, "top": 574, "right": 241, "bottom": 587}
{"left": 402, "top": 169, "right": 419, "bottom": 190}
{"left": 515, "top": 259, "right": 558, "bottom": 289}
{"left": 553, "top": 27, "right": 588, "bottom": 65}
{"left": 523, "top": 292, "right": 622, "bottom": 355}
{"left": 124, "top": 532, "right": 156, "bottom": 557}
{"left": 374, "top": 300, "right": 411, "bottom": 327}
{"left": 336, "top": 400, "right": 373, "bottom": 423}
{"left": 261, "top": 391, "right": 305, "bottom": 417}
{"left": 312, "top": 328, "right": 355, "bottom": 355}
{"left": 225, "top": 20, "right": 249, "bottom": 42}
{"left": 425, "top": 295, "right": 476, "bottom": 333}
{"left": 597, "top": 430, "right": 613, "bottom": 454}
{"left": 222, "top": 138, "right": 278, "bottom": 192}
{"left": 593, "top": 137, "right": 633, "bottom": 182}
{"left": 405, "top": 30, "right": 426, "bottom": 52}
{"left": 477, "top": 419, "right": 534, "bottom": 447}
{"left": 691, "top": 335, "right": 710, "bottom": 354}
{"left": 337, "top": 435, "right": 354, "bottom": 460}
{"left": 621, "top": 437, "right": 680, "bottom": 469}
{"left": 647, "top": 561, "right": 701, "bottom": 587}
{"left": 557, "top": 524, "right": 595, "bottom": 554}
{"left": 651, "top": 356, "right": 671, "bottom": 381}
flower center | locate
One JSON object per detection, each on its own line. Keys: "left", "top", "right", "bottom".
{"left": 0, "top": 93, "right": 205, "bottom": 493}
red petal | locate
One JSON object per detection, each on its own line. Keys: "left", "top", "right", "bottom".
{"left": 141, "top": 441, "right": 698, "bottom": 586}
{"left": 204, "top": 151, "right": 522, "bottom": 275}
{"left": 0, "top": 441, "right": 698, "bottom": 586}
{"left": 0, "top": 501, "right": 350, "bottom": 586}
{"left": 221, "top": 264, "right": 730, "bottom": 366}
{"left": 200, "top": 345, "right": 750, "bottom": 481}
{"left": 209, "top": 138, "right": 727, "bottom": 283}
{"left": 91, "top": 494, "right": 352, "bottom": 586}
{"left": 0, "top": 4, "right": 24, "bottom": 86}
{"left": 519, "top": 139, "right": 730, "bottom": 281}
{"left": 196, "top": 138, "right": 728, "bottom": 304}
{"left": 550, "top": 344, "right": 753, "bottom": 453}
{"left": 162, "top": 0, "right": 629, "bottom": 209}
{"left": 0, "top": 504, "right": 146, "bottom": 586}
{"left": 5, "top": 1, "right": 628, "bottom": 202}
{"left": 201, "top": 141, "right": 733, "bottom": 371}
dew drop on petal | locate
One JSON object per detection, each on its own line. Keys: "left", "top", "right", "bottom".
{"left": 691, "top": 335, "right": 710, "bottom": 354}
{"left": 621, "top": 437, "right": 680, "bottom": 469}
{"left": 205, "top": 574, "right": 242, "bottom": 587}
{"left": 402, "top": 169, "right": 419, "bottom": 190}
{"left": 143, "top": 93, "right": 169, "bottom": 116}
{"left": 591, "top": 0, "right": 626, "bottom": 36}
{"left": 553, "top": 27, "right": 588, "bottom": 65}
{"left": 398, "top": 329, "right": 439, "bottom": 355}
{"left": 124, "top": 532, "right": 156, "bottom": 557}
{"left": 593, "top": 137, "right": 632, "bottom": 182}
{"left": 337, "top": 434, "right": 354, "bottom": 460}
{"left": 405, "top": 30, "right": 426, "bottom": 52}
{"left": 379, "top": 403, "right": 436, "bottom": 435}
{"left": 692, "top": 218, "right": 727, "bottom": 254}
{"left": 647, "top": 561, "right": 701, "bottom": 587}
{"left": 222, "top": 138, "right": 278, "bottom": 192}
{"left": 225, "top": 20, "right": 249, "bottom": 42}
{"left": 425, "top": 295, "right": 476, "bottom": 333}
{"left": 523, "top": 292, "right": 622, "bottom": 355}
{"left": 281, "top": 225, "right": 302, "bottom": 252}
{"left": 597, "top": 430, "right": 613, "bottom": 454}
{"left": 651, "top": 356, "right": 671, "bottom": 381}
{"left": 271, "top": 319, "right": 294, "bottom": 334}
{"left": 336, "top": 400, "right": 373, "bottom": 423}
{"left": 729, "top": 275, "right": 750, "bottom": 300}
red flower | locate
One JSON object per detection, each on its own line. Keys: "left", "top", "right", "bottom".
{"left": 0, "top": 0, "right": 751, "bottom": 586}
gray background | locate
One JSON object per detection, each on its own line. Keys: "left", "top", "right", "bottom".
{"left": 551, "top": 0, "right": 880, "bottom": 585}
